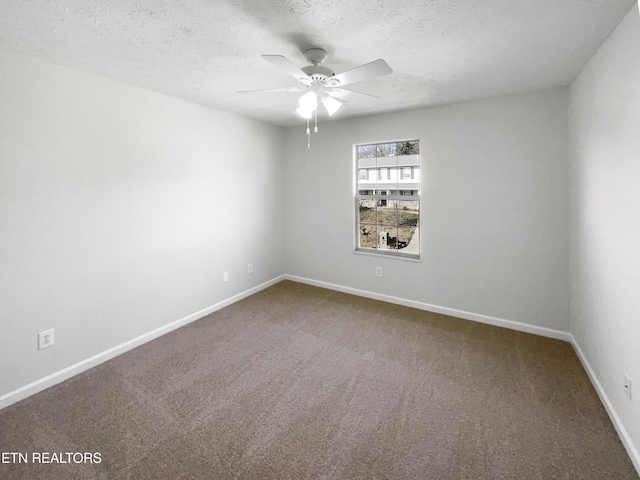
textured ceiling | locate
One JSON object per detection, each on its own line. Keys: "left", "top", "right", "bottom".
{"left": 0, "top": 0, "right": 635, "bottom": 127}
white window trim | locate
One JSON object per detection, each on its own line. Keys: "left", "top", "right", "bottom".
{"left": 354, "top": 139, "right": 420, "bottom": 260}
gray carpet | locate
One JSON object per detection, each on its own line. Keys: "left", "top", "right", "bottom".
{"left": 1, "top": 280, "right": 638, "bottom": 479}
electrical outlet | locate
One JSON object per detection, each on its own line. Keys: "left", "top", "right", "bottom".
{"left": 38, "top": 329, "right": 54, "bottom": 350}
{"left": 624, "top": 375, "right": 632, "bottom": 399}
{"left": 223, "top": 271, "right": 229, "bottom": 283}
{"left": 248, "top": 263, "right": 253, "bottom": 274}
{"left": 376, "top": 267, "right": 382, "bottom": 277}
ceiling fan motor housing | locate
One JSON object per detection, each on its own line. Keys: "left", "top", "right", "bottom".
{"left": 303, "top": 48, "right": 328, "bottom": 65}
{"left": 299, "top": 48, "right": 339, "bottom": 88}
{"left": 302, "top": 64, "right": 335, "bottom": 79}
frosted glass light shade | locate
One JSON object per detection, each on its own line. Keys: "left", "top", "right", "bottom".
{"left": 296, "top": 107, "right": 313, "bottom": 119}
{"left": 299, "top": 91, "right": 318, "bottom": 110}
{"left": 322, "top": 95, "right": 342, "bottom": 116}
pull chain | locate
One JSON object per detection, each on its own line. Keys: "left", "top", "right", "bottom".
{"left": 314, "top": 109, "right": 318, "bottom": 133}
{"left": 306, "top": 118, "right": 310, "bottom": 149}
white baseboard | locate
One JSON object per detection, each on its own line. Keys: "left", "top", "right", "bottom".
{"left": 0, "top": 275, "right": 285, "bottom": 410}
{"left": 570, "top": 336, "right": 640, "bottom": 476}
{"left": 284, "top": 274, "right": 572, "bottom": 342}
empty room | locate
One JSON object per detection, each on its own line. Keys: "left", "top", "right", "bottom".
{"left": 1, "top": 0, "right": 639, "bottom": 478}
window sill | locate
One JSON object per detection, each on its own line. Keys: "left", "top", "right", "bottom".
{"left": 353, "top": 249, "right": 422, "bottom": 263}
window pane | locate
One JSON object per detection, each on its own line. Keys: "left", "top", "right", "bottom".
{"left": 397, "top": 226, "right": 417, "bottom": 252}
{"left": 378, "top": 167, "right": 389, "bottom": 180}
{"left": 357, "top": 145, "right": 376, "bottom": 159}
{"left": 357, "top": 167, "right": 374, "bottom": 191}
{"left": 359, "top": 224, "right": 377, "bottom": 249}
{"left": 376, "top": 201, "right": 396, "bottom": 226}
{"left": 377, "top": 226, "right": 399, "bottom": 250}
{"left": 398, "top": 200, "right": 419, "bottom": 226}
{"left": 397, "top": 141, "right": 419, "bottom": 155}
{"left": 359, "top": 199, "right": 376, "bottom": 223}
{"left": 377, "top": 143, "right": 396, "bottom": 157}
{"left": 359, "top": 196, "right": 376, "bottom": 250}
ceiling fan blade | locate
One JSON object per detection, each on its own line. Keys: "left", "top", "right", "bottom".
{"left": 261, "top": 55, "right": 311, "bottom": 81}
{"left": 237, "top": 86, "right": 306, "bottom": 94}
{"left": 329, "top": 88, "right": 381, "bottom": 101}
{"left": 324, "top": 93, "right": 349, "bottom": 104}
{"left": 332, "top": 59, "right": 392, "bottom": 86}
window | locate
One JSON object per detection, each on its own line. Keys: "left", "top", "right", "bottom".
{"left": 356, "top": 140, "right": 420, "bottom": 259}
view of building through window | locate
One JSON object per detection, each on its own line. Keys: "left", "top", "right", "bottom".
{"left": 355, "top": 140, "right": 420, "bottom": 258}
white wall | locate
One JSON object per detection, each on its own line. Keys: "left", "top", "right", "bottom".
{"left": 283, "top": 89, "right": 569, "bottom": 333}
{"left": 1, "top": 13, "right": 637, "bottom": 468}
{"left": 0, "top": 52, "right": 284, "bottom": 399}
{"left": 569, "top": 4, "right": 640, "bottom": 467}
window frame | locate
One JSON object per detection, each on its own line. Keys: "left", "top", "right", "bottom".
{"left": 354, "top": 139, "right": 420, "bottom": 260}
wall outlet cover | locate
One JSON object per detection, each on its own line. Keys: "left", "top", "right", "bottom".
{"left": 38, "top": 329, "right": 54, "bottom": 350}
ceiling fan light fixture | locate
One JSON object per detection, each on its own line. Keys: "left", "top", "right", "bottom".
{"left": 321, "top": 94, "right": 342, "bottom": 116}
{"left": 245, "top": 50, "right": 392, "bottom": 148}
{"left": 295, "top": 106, "right": 313, "bottom": 119}
{"left": 298, "top": 91, "right": 318, "bottom": 111}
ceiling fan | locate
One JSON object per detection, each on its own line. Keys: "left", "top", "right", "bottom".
{"left": 238, "top": 48, "right": 393, "bottom": 147}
